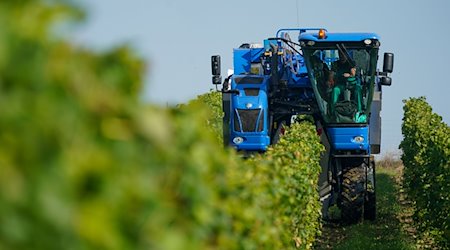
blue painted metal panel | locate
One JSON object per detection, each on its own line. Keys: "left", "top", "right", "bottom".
{"left": 229, "top": 75, "right": 270, "bottom": 151}
{"left": 327, "top": 126, "right": 370, "bottom": 151}
{"left": 230, "top": 48, "right": 264, "bottom": 74}
{"left": 299, "top": 33, "right": 380, "bottom": 42}
{"left": 231, "top": 134, "right": 270, "bottom": 151}
{"left": 233, "top": 49, "right": 251, "bottom": 75}
{"left": 251, "top": 48, "right": 264, "bottom": 63}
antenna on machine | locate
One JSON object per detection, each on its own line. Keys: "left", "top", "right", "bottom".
{"left": 296, "top": 0, "right": 300, "bottom": 27}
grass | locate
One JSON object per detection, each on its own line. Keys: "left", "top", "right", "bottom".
{"left": 333, "top": 167, "right": 415, "bottom": 250}
{"left": 315, "top": 164, "right": 417, "bottom": 250}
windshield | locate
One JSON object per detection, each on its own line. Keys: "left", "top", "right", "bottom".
{"left": 303, "top": 44, "right": 378, "bottom": 124}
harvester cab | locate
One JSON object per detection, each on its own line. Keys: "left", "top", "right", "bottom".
{"left": 300, "top": 30, "right": 393, "bottom": 151}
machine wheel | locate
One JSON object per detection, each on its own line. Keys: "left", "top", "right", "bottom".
{"left": 364, "top": 159, "right": 376, "bottom": 221}
{"left": 340, "top": 166, "right": 365, "bottom": 224}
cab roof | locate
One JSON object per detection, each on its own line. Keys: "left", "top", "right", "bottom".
{"left": 299, "top": 32, "right": 380, "bottom": 42}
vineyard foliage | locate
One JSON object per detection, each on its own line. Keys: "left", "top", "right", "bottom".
{"left": 0, "top": 1, "right": 323, "bottom": 249}
{"left": 251, "top": 122, "right": 324, "bottom": 249}
{"left": 192, "top": 91, "right": 324, "bottom": 248}
{"left": 399, "top": 97, "right": 450, "bottom": 247}
{"left": 187, "top": 91, "right": 223, "bottom": 143}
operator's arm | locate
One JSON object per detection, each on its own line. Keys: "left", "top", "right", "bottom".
{"left": 343, "top": 67, "right": 356, "bottom": 78}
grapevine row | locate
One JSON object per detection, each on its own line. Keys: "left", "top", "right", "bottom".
{"left": 399, "top": 97, "right": 450, "bottom": 247}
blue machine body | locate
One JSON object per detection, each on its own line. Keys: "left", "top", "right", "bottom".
{"left": 228, "top": 28, "right": 383, "bottom": 154}
{"left": 233, "top": 48, "right": 264, "bottom": 75}
{"left": 230, "top": 74, "right": 270, "bottom": 151}
{"left": 327, "top": 126, "right": 370, "bottom": 152}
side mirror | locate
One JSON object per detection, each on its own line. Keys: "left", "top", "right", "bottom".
{"left": 212, "top": 75, "right": 222, "bottom": 85}
{"left": 380, "top": 76, "right": 392, "bottom": 86}
{"left": 383, "top": 53, "right": 394, "bottom": 73}
{"left": 211, "top": 55, "right": 222, "bottom": 85}
{"left": 211, "top": 55, "right": 221, "bottom": 76}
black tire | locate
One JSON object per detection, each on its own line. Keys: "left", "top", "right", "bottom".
{"left": 340, "top": 166, "right": 365, "bottom": 224}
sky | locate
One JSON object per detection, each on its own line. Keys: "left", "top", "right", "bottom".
{"left": 73, "top": 0, "right": 450, "bottom": 155}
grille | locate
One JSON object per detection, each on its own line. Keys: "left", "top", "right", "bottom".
{"left": 236, "top": 109, "right": 261, "bottom": 132}
{"left": 244, "top": 88, "right": 260, "bottom": 96}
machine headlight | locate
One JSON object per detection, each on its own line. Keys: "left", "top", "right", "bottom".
{"left": 233, "top": 137, "right": 244, "bottom": 144}
{"left": 353, "top": 136, "right": 365, "bottom": 143}
{"left": 364, "top": 39, "right": 372, "bottom": 45}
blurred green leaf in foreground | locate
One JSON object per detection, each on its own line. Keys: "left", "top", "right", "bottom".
{"left": 0, "top": 1, "right": 251, "bottom": 249}
{"left": 0, "top": 1, "right": 207, "bottom": 249}
{"left": 0, "top": 1, "right": 323, "bottom": 249}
